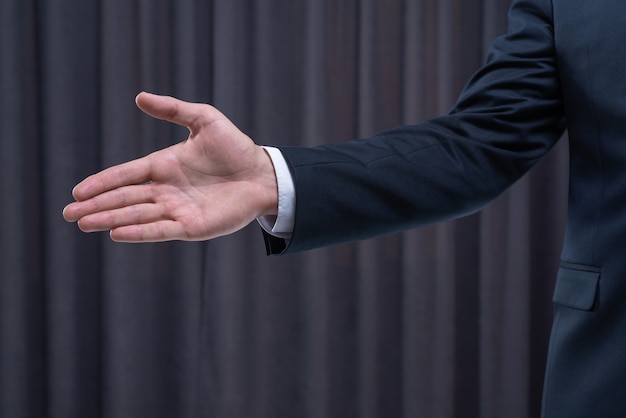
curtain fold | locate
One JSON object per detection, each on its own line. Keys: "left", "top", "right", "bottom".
{"left": 0, "top": 0, "right": 567, "bottom": 417}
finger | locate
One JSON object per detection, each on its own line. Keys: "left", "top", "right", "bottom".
{"left": 71, "top": 156, "right": 152, "bottom": 202}
{"left": 77, "top": 203, "right": 165, "bottom": 232}
{"left": 64, "top": 184, "right": 156, "bottom": 222}
{"left": 110, "top": 220, "right": 186, "bottom": 242}
{"left": 135, "top": 92, "right": 221, "bottom": 134}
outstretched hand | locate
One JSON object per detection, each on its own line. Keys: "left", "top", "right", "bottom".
{"left": 63, "top": 92, "right": 278, "bottom": 242}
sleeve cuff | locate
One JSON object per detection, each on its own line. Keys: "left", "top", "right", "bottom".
{"left": 256, "top": 146, "right": 295, "bottom": 239}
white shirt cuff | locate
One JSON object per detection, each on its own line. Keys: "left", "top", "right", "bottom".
{"left": 257, "top": 146, "right": 295, "bottom": 239}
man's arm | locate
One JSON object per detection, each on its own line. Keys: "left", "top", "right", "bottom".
{"left": 63, "top": 92, "right": 279, "bottom": 242}
{"left": 269, "top": 0, "right": 566, "bottom": 254}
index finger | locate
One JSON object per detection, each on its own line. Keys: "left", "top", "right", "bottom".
{"left": 72, "top": 156, "right": 152, "bottom": 201}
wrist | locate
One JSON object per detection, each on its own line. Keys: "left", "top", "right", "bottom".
{"left": 255, "top": 146, "right": 280, "bottom": 217}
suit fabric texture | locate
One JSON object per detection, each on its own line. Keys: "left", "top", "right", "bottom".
{"left": 264, "top": 0, "right": 626, "bottom": 416}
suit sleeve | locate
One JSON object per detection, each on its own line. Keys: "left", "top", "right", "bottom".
{"left": 265, "top": 0, "right": 566, "bottom": 255}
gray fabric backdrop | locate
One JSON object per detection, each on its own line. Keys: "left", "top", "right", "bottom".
{"left": 0, "top": 0, "right": 568, "bottom": 417}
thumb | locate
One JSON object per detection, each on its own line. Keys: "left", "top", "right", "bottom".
{"left": 135, "top": 92, "right": 216, "bottom": 133}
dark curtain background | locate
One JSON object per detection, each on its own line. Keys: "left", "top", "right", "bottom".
{"left": 0, "top": 0, "right": 568, "bottom": 417}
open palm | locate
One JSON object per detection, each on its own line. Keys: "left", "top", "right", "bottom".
{"left": 63, "top": 92, "right": 278, "bottom": 242}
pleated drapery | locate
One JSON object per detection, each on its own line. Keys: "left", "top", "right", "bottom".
{"left": 0, "top": 0, "right": 568, "bottom": 417}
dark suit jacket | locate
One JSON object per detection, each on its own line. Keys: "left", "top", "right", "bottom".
{"left": 264, "top": 0, "right": 626, "bottom": 416}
